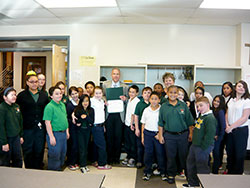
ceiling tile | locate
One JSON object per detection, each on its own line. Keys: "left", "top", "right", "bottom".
{"left": 0, "top": 8, "right": 56, "bottom": 18}
{"left": 120, "top": 8, "right": 195, "bottom": 17}
{"left": 117, "top": 0, "right": 202, "bottom": 8}
{"left": 60, "top": 16, "right": 124, "bottom": 24}
{"left": 49, "top": 7, "right": 121, "bottom": 17}
{"left": 0, "top": 0, "right": 41, "bottom": 10}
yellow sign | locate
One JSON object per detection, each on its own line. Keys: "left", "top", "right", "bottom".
{"left": 79, "top": 56, "right": 96, "bottom": 66}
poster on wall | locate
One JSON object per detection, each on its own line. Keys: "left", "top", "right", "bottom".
{"left": 79, "top": 56, "right": 96, "bottom": 66}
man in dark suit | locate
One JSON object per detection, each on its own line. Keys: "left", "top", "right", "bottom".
{"left": 102, "top": 68, "right": 128, "bottom": 164}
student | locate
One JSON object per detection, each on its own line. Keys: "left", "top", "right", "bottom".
{"left": 122, "top": 85, "right": 140, "bottom": 167}
{"left": 162, "top": 72, "right": 175, "bottom": 95}
{"left": 183, "top": 97, "right": 217, "bottom": 188}
{"left": 153, "top": 83, "right": 167, "bottom": 104}
{"left": 85, "top": 81, "right": 95, "bottom": 98}
{"left": 0, "top": 87, "right": 23, "bottom": 168}
{"left": 158, "top": 85, "right": 194, "bottom": 184}
{"left": 221, "top": 81, "right": 234, "bottom": 104}
{"left": 43, "top": 86, "right": 69, "bottom": 171}
{"left": 141, "top": 92, "right": 166, "bottom": 181}
{"left": 225, "top": 80, "right": 250, "bottom": 174}
{"left": 17, "top": 72, "right": 49, "bottom": 169}
{"left": 37, "top": 73, "right": 47, "bottom": 95}
{"left": 78, "top": 87, "right": 84, "bottom": 98}
{"left": 189, "top": 81, "right": 213, "bottom": 105}
{"left": 178, "top": 87, "right": 190, "bottom": 107}
{"left": 55, "top": 81, "right": 69, "bottom": 105}
{"left": 66, "top": 86, "right": 80, "bottom": 170}
{"left": 134, "top": 86, "right": 152, "bottom": 168}
{"left": 189, "top": 87, "right": 204, "bottom": 120}
{"left": 211, "top": 95, "right": 226, "bottom": 174}
{"left": 74, "top": 94, "right": 94, "bottom": 173}
{"left": 90, "top": 86, "right": 111, "bottom": 170}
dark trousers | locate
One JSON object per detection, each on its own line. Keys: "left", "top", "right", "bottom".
{"left": 124, "top": 125, "right": 137, "bottom": 160}
{"left": 77, "top": 127, "right": 91, "bottom": 167}
{"left": 0, "top": 135, "right": 22, "bottom": 168}
{"left": 187, "top": 144, "right": 213, "bottom": 186}
{"left": 226, "top": 126, "right": 248, "bottom": 174}
{"left": 106, "top": 113, "right": 123, "bottom": 163}
{"left": 212, "top": 136, "right": 223, "bottom": 174}
{"left": 164, "top": 131, "right": 188, "bottom": 177}
{"left": 136, "top": 124, "right": 144, "bottom": 163}
{"left": 22, "top": 127, "right": 45, "bottom": 169}
{"left": 47, "top": 131, "right": 67, "bottom": 171}
{"left": 91, "top": 126, "right": 107, "bottom": 166}
{"left": 67, "top": 126, "right": 79, "bottom": 165}
{"left": 219, "top": 134, "right": 227, "bottom": 167}
{"left": 144, "top": 129, "right": 166, "bottom": 175}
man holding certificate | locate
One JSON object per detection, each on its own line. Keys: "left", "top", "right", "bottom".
{"left": 103, "top": 68, "right": 128, "bottom": 164}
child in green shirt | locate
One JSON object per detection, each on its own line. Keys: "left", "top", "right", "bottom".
{"left": 0, "top": 87, "right": 23, "bottom": 168}
{"left": 43, "top": 86, "right": 69, "bottom": 171}
{"left": 183, "top": 96, "right": 217, "bottom": 188}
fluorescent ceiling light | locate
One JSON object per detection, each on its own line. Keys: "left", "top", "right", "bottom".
{"left": 35, "top": 0, "right": 117, "bottom": 8}
{"left": 200, "top": 0, "right": 250, "bottom": 10}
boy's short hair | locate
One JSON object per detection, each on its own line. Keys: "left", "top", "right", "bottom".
{"left": 94, "top": 86, "right": 103, "bottom": 92}
{"left": 49, "top": 86, "right": 61, "bottom": 96}
{"left": 142, "top": 86, "right": 152, "bottom": 94}
{"left": 162, "top": 72, "right": 175, "bottom": 82}
{"left": 129, "top": 85, "right": 139, "bottom": 93}
{"left": 168, "top": 85, "right": 178, "bottom": 91}
{"left": 154, "top": 83, "right": 164, "bottom": 89}
{"left": 196, "top": 96, "right": 209, "bottom": 104}
{"left": 150, "top": 91, "right": 160, "bottom": 98}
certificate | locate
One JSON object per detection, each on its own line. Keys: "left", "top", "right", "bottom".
{"left": 107, "top": 100, "right": 124, "bottom": 113}
{"left": 106, "top": 87, "right": 123, "bottom": 100}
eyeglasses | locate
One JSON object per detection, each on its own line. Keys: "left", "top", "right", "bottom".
{"left": 28, "top": 80, "right": 38, "bottom": 84}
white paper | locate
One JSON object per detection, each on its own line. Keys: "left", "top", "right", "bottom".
{"left": 107, "top": 100, "right": 124, "bottom": 113}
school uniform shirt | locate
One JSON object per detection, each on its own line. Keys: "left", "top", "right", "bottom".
{"left": 158, "top": 99, "right": 194, "bottom": 132}
{"left": 134, "top": 100, "right": 150, "bottom": 125}
{"left": 141, "top": 105, "right": 160, "bottom": 132}
{"left": 192, "top": 110, "right": 217, "bottom": 150}
{"left": 91, "top": 97, "right": 105, "bottom": 124}
{"left": 125, "top": 97, "right": 140, "bottom": 126}
{"left": 0, "top": 102, "right": 23, "bottom": 145}
{"left": 227, "top": 98, "right": 250, "bottom": 127}
{"left": 43, "top": 100, "right": 68, "bottom": 131}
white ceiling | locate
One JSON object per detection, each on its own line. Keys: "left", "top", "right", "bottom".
{"left": 0, "top": 0, "right": 250, "bottom": 25}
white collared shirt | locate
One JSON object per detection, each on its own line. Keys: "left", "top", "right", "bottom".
{"left": 141, "top": 105, "right": 161, "bottom": 132}
{"left": 125, "top": 97, "right": 140, "bottom": 126}
{"left": 201, "top": 110, "right": 213, "bottom": 116}
{"left": 227, "top": 98, "right": 250, "bottom": 127}
{"left": 111, "top": 81, "right": 120, "bottom": 88}
{"left": 90, "top": 97, "right": 105, "bottom": 124}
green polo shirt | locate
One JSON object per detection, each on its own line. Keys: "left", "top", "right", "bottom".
{"left": 192, "top": 111, "right": 217, "bottom": 150}
{"left": 160, "top": 96, "right": 168, "bottom": 105}
{"left": 158, "top": 99, "right": 194, "bottom": 132}
{"left": 43, "top": 100, "right": 68, "bottom": 131}
{"left": 29, "top": 90, "right": 39, "bottom": 103}
{"left": 0, "top": 102, "right": 23, "bottom": 145}
{"left": 134, "top": 100, "right": 150, "bottom": 124}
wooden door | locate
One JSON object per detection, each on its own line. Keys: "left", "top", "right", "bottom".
{"left": 52, "top": 44, "right": 66, "bottom": 86}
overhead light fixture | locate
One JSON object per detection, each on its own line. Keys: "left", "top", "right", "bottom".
{"left": 200, "top": 0, "right": 250, "bottom": 10}
{"left": 35, "top": 0, "right": 117, "bottom": 8}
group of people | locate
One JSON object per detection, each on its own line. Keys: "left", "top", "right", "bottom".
{"left": 0, "top": 68, "right": 250, "bottom": 188}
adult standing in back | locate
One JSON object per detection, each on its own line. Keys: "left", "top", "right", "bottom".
{"left": 16, "top": 71, "right": 49, "bottom": 169}
{"left": 102, "top": 68, "right": 128, "bottom": 164}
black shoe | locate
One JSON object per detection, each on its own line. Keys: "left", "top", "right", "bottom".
{"left": 167, "top": 176, "right": 175, "bottom": 184}
{"left": 182, "top": 183, "right": 195, "bottom": 188}
{"left": 142, "top": 173, "right": 151, "bottom": 181}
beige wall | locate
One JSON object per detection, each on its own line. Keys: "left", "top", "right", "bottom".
{"left": 13, "top": 51, "right": 52, "bottom": 93}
